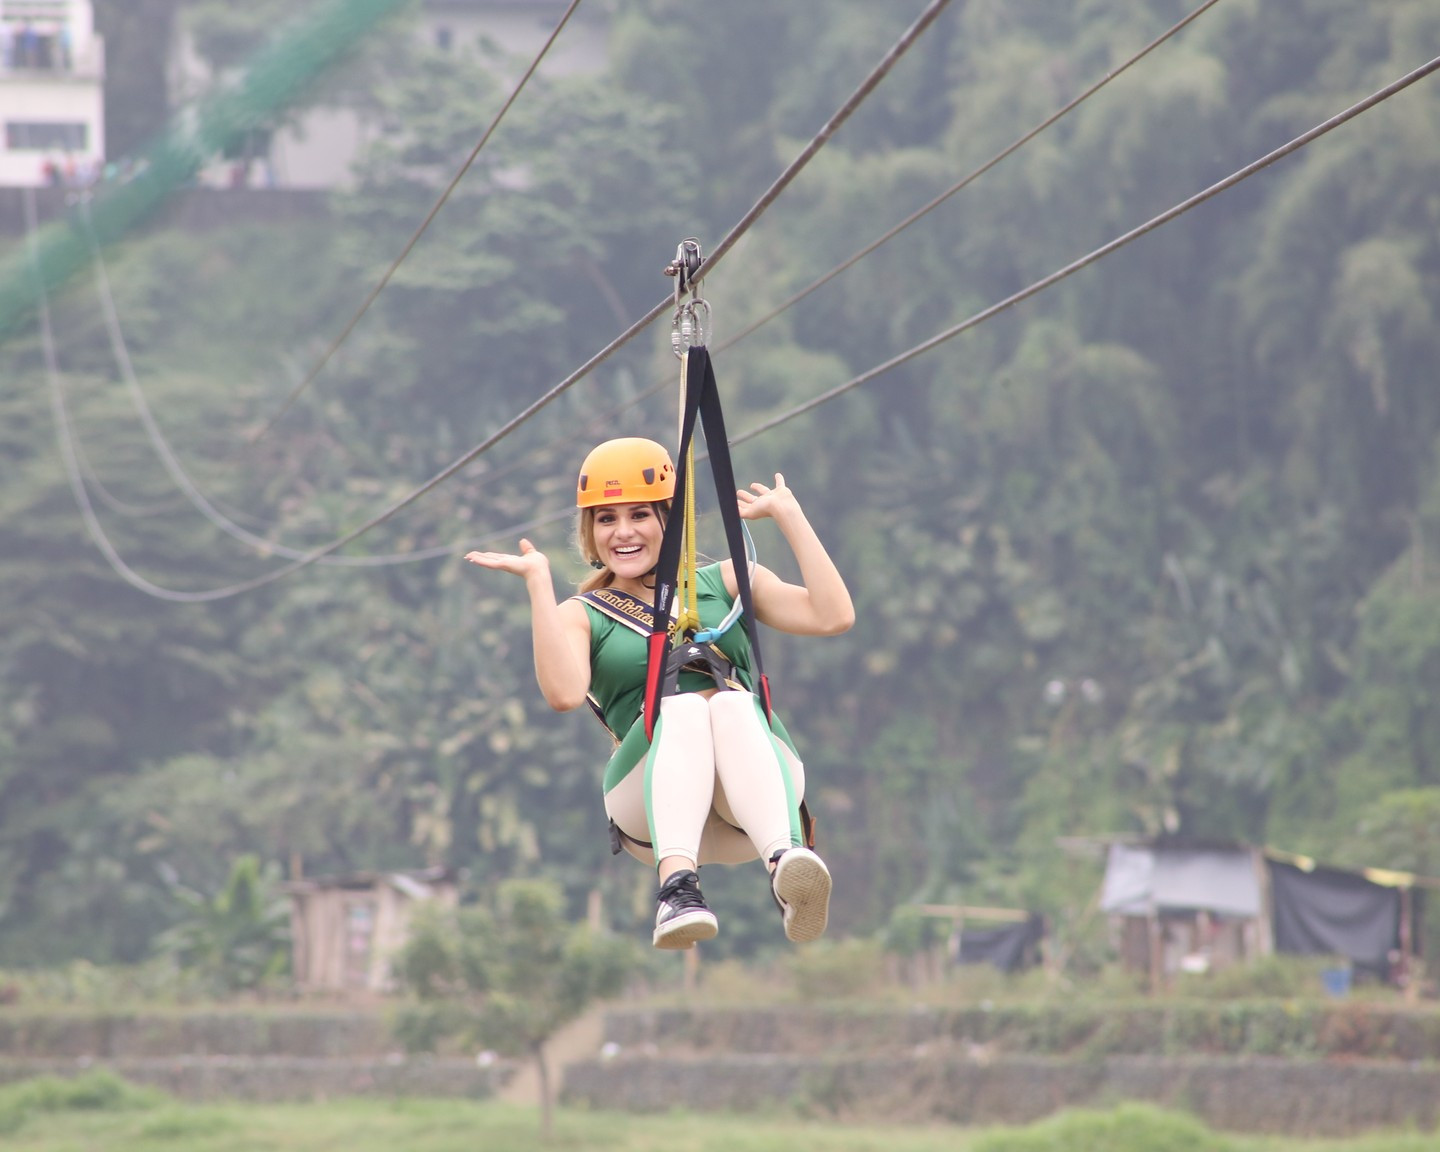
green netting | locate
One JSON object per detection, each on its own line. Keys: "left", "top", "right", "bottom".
{"left": 1, "top": 0, "right": 408, "bottom": 337}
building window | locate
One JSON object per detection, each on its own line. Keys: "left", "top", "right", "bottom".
{"left": 5, "top": 121, "right": 88, "bottom": 151}
{"left": 1, "top": 23, "right": 72, "bottom": 72}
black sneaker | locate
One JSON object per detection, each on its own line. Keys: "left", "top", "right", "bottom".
{"left": 769, "top": 847, "right": 831, "bottom": 944}
{"left": 653, "top": 869, "right": 719, "bottom": 950}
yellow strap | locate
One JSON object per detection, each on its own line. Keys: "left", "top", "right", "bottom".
{"left": 672, "top": 437, "right": 701, "bottom": 637}
{"left": 673, "top": 353, "right": 701, "bottom": 638}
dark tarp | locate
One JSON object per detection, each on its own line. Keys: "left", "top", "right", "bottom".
{"left": 954, "top": 914, "right": 1044, "bottom": 972}
{"left": 1269, "top": 861, "right": 1405, "bottom": 977}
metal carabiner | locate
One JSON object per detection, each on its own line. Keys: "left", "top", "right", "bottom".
{"left": 670, "top": 298, "right": 711, "bottom": 358}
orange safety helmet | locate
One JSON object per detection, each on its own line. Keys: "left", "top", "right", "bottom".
{"left": 576, "top": 437, "right": 676, "bottom": 508}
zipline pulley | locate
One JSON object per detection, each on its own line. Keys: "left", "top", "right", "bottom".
{"left": 665, "top": 238, "right": 709, "bottom": 358}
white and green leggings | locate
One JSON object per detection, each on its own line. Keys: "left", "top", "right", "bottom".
{"left": 603, "top": 691, "right": 806, "bottom": 869}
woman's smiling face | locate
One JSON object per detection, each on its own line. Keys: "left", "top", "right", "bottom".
{"left": 592, "top": 502, "right": 664, "bottom": 580}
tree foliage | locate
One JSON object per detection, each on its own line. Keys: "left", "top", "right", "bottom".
{"left": 153, "top": 854, "right": 290, "bottom": 994}
{"left": 4, "top": 0, "right": 1440, "bottom": 969}
{"left": 393, "top": 879, "right": 632, "bottom": 1137}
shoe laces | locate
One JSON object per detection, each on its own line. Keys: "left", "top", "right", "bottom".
{"left": 658, "top": 870, "right": 707, "bottom": 911}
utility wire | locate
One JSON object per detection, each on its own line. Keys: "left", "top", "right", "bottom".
{"left": 28, "top": 187, "right": 241, "bottom": 603}
{"left": 80, "top": 199, "right": 485, "bottom": 568}
{"left": 731, "top": 52, "right": 1440, "bottom": 447}
{"left": 33, "top": 189, "right": 579, "bottom": 596}
{"left": 251, "top": 0, "right": 587, "bottom": 440}
{"left": 42, "top": 0, "right": 956, "bottom": 601}
{"left": 70, "top": 415, "right": 189, "bottom": 517}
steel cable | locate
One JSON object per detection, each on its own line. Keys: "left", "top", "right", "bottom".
{"left": 731, "top": 53, "right": 1440, "bottom": 447}
{"left": 426, "top": 0, "right": 1231, "bottom": 500}
{"left": 37, "top": 0, "right": 957, "bottom": 600}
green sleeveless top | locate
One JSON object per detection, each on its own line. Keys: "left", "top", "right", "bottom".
{"left": 580, "top": 563, "right": 758, "bottom": 738}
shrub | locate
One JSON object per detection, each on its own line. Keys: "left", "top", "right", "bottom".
{"left": 0, "top": 1071, "right": 162, "bottom": 1135}
{"left": 0, "top": 958, "right": 211, "bottom": 1009}
{"left": 153, "top": 856, "right": 289, "bottom": 995}
{"left": 970, "top": 1102, "right": 1233, "bottom": 1152}
{"left": 1184, "top": 954, "right": 1332, "bottom": 1000}
{"left": 785, "top": 938, "right": 885, "bottom": 1002}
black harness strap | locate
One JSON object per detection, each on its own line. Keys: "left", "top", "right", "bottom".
{"left": 582, "top": 587, "right": 743, "bottom": 707}
{"left": 644, "top": 347, "right": 770, "bottom": 741}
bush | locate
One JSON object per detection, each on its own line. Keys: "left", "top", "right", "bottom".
{"left": 785, "top": 938, "right": 885, "bottom": 1002}
{"left": 1181, "top": 954, "right": 1334, "bottom": 1000}
{"left": 153, "top": 856, "right": 290, "bottom": 995}
{"left": 970, "top": 1102, "right": 1233, "bottom": 1152}
{"left": 0, "top": 1071, "right": 162, "bottom": 1135}
{"left": 0, "top": 958, "right": 212, "bottom": 1009}
{"left": 391, "top": 1000, "right": 465, "bottom": 1055}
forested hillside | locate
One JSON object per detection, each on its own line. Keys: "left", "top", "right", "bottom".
{"left": 3, "top": 0, "right": 1439, "bottom": 966}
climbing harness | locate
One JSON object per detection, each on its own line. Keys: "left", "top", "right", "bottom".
{"left": 644, "top": 242, "right": 773, "bottom": 742}
{"left": 581, "top": 584, "right": 747, "bottom": 736}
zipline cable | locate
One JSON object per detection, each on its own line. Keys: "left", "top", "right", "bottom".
{"left": 251, "top": 0, "right": 587, "bottom": 441}
{"left": 662, "top": 0, "right": 956, "bottom": 297}
{"left": 731, "top": 52, "right": 1440, "bottom": 447}
{"left": 716, "top": 0, "right": 1227, "bottom": 354}
{"left": 41, "top": 0, "right": 957, "bottom": 600}
{"left": 447, "top": 0, "right": 1229, "bottom": 491}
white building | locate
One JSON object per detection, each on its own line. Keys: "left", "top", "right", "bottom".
{"left": 173, "top": 0, "right": 608, "bottom": 191}
{"left": 0, "top": 0, "right": 105, "bottom": 187}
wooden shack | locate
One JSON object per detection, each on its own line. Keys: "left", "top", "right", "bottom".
{"left": 1099, "top": 841, "right": 1271, "bottom": 988}
{"left": 285, "top": 867, "right": 459, "bottom": 993}
{"left": 1096, "top": 840, "right": 1429, "bottom": 991}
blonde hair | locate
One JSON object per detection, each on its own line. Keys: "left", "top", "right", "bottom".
{"left": 574, "top": 501, "right": 670, "bottom": 594}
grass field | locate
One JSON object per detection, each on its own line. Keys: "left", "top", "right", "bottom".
{"left": 1, "top": 1073, "right": 1436, "bottom": 1152}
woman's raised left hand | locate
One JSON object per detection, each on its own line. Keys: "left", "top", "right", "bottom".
{"left": 737, "top": 473, "right": 799, "bottom": 521}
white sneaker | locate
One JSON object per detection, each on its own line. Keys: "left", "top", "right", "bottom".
{"left": 770, "top": 847, "right": 831, "bottom": 944}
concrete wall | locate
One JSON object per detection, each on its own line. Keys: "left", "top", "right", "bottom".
{"left": 0, "top": 1055, "right": 507, "bottom": 1102}
{"left": 597, "top": 1003, "right": 1440, "bottom": 1062}
{"left": 0, "top": 1009, "right": 510, "bottom": 1103}
{"left": 0, "top": 1010, "right": 393, "bottom": 1060}
{"left": 562, "top": 1053, "right": 1440, "bottom": 1137}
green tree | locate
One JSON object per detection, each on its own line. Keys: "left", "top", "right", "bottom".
{"left": 393, "top": 879, "right": 632, "bottom": 1138}
{"left": 1333, "top": 788, "right": 1440, "bottom": 970}
{"left": 154, "top": 854, "right": 289, "bottom": 993}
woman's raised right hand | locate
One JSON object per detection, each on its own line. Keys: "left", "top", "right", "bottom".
{"left": 464, "top": 538, "right": 550, "bottom": 579}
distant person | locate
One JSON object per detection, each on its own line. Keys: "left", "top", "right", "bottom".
{"left": 17, "top": 23, "right": 37, "bottom": 68}
{"left": 466, "top": 437, "right": 854, "bottom": 949}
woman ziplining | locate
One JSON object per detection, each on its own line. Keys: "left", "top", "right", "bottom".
{"left": 465, "top": 422, "right": 854, "bottom": 949}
